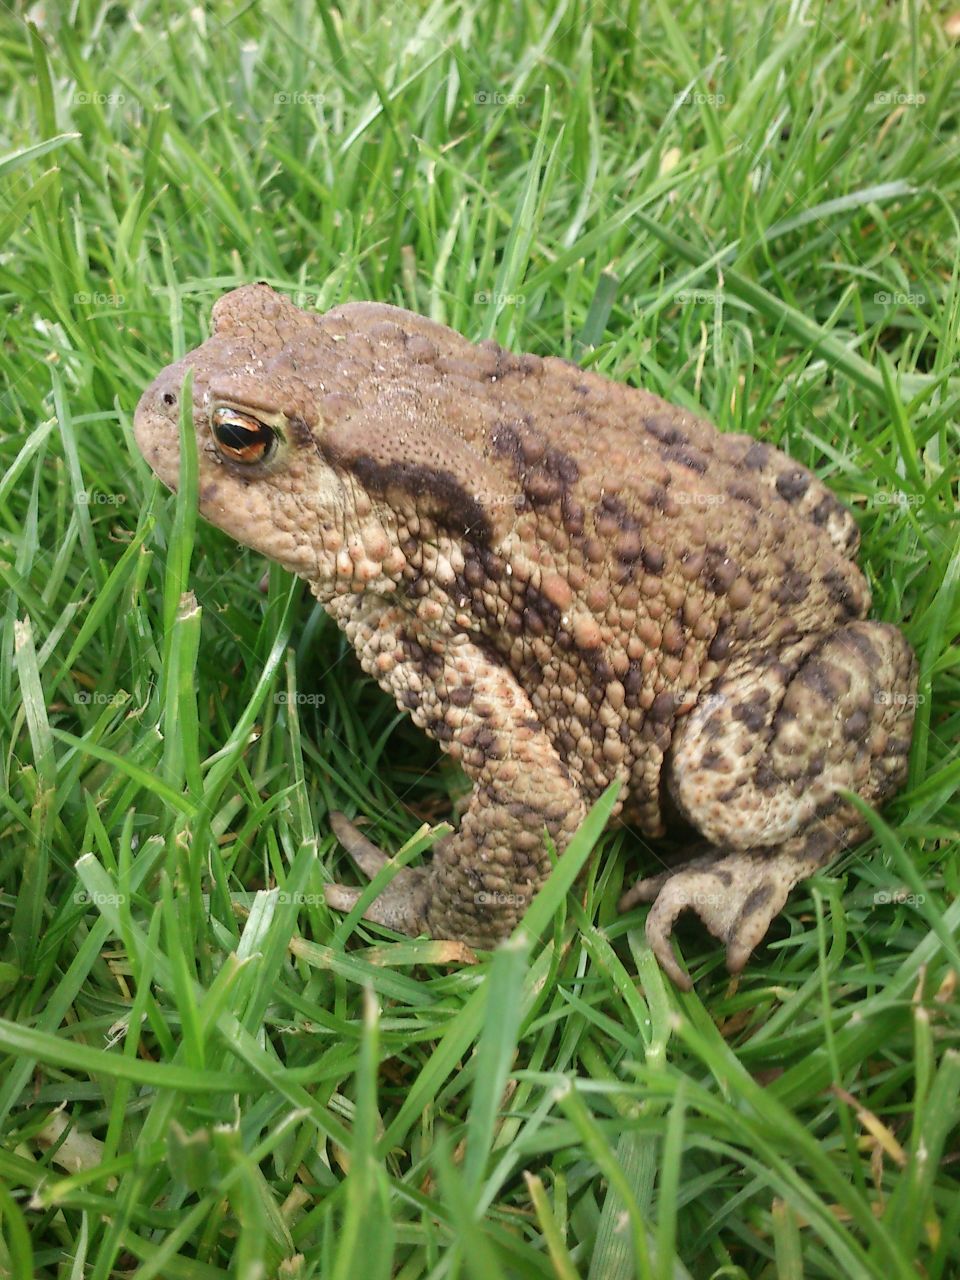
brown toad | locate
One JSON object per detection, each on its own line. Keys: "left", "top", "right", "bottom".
{"left": 134, "top": 283, "right": 917, "bottom": 987}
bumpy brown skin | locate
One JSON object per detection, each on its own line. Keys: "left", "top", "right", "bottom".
{"left": 134, "top": 283, "right": 917, "bottom": 987}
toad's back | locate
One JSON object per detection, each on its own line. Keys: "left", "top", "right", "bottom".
{"left": 307, "top": 301, "right": 871, "bottom": 825}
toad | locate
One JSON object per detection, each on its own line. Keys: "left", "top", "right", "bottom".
{"left": 134, "top": 284, "right": 917, "bottom": 987}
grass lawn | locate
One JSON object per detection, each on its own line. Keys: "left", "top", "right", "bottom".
{"left": 1, "top": 1, "right": 959, "bottom": 1276}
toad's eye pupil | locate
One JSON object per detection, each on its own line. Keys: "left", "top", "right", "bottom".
{"left": 217, "top": 420, "right": 258, "bottom": 450}
{"left": 211, "top": 408, "right": 275, "bottom": 463}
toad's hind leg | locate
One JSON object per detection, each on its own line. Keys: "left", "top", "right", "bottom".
{"left": 620, "top": 621, "right": 916, "bottom": 987}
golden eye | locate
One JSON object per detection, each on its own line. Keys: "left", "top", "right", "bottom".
{"left": 211, "top": 406, "right": 276, "bottom": 464}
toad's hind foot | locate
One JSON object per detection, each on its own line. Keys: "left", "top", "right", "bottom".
{"left": 620, "top": 837, "right": 840, "bottom": 990}
{"left": 324, "top": 811, "right": 432, "bottom": 935}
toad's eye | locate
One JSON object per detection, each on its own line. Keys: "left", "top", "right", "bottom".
{"left": 211, "top": 406, "right": 276, "bottom": 464}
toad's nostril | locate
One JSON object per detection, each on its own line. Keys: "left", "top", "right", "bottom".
{"left": 162, "top": 391, "right": 177, "bottom": 406}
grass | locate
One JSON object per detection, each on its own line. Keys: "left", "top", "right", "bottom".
{"left": 0, "top": 0, "right": 958, "bottom": 1276}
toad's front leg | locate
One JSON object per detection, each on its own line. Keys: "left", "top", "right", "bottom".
{"left": 324, "top": 596, "right": 589, "bottom": 948}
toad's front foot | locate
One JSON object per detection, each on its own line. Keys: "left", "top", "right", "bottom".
{"left": 324, "top": 811, "right": 433, "bottom": 935}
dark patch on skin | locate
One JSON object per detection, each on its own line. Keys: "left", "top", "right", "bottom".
{"left": 661, "top": 616, "right": 685, "bottom": 656}
{"left": 699, "top": 747, "right": 727, "bottom": 771}
{"left": 523, "top": 607, "right": 545, "bottom": 636}
{"left": 449, "top": 686, "right": 473, "bottom": 708}
{"left": 490, "top": 421, "right": 522, "bottom": 464}
{"left": 811, "top": 493, "right": 843, "bottom": 527}
{"left": 775, "top": 468, "right": 810, "bottom": 503}
{"left": 800, "top": 659, "right": 848, "bottom": 703}
{"left": 596, "top": 492, "right": 643, "bottom": 538}
{"left": 708, "top": 624, "right": 732, "bottom": 662}
{"left": 561, "top": 493, "right": 585, "bottom": 535}
{"left": 803, "top": 827, "right": 840, "bottom": 861}
{"left": 339, "top": 453, "right": 494, "bottom": 545}
{"left": 525, "top": 583, "right": 562, "bottom": 631}
{"left": 401, "top": 635, "right": 444, "bottom": 683}
{"left": 842, "top": 626, "right": 880, "bottom": 668}
{"left": 461, "top": 555, "right": 486, "bottom": 591}
{"left": 732, "top": 692, "right": 770, "bottom": 732}
{"left": 743, "top": 442, "right": 770, "bottom": 470}
{"left": 738, "top": 883, "right": 775, "bottom": 919}
{"left": 481, "top": 549, "right": 506, "bottom": 582}
{"left": 623, "top": 661, "right": 643, "bottom": 703}
{"left": 727, "top": 480, "right": 762, "bottom": 508}
{"left": 525, "top": 470, "right": 564, "bottom": 505}
{"left": 475, "top": 339, "right": 507, "bottom": 381}
{"left": 642, "top": 544, "right": 665, "bottom": 574}
{"left": 646, "top": 483, "right": 672, "bottom": 513}
{"left": 843, "top": 708, "right": 869, "bottom": 739}
{"left": 491, "top": 421, "right": 580, "bottom": 508}
{"left": 703, "top": 546, "right": 739, "bottom": 594}
{"left": 593, "top": 658, "right": 615, "bottom": 685}
{"left": 644, "top": 414, "right": 687, "bottom": 446}
{"left": 650, "top": 690, "right": 675, "bottom": 722}
{"left": 823, "top": 568, "right": 862, "bottom": 617}
{"left": 287, "top": 412, "right": 316, "bottom": 450}
{"left": 660, "top": 443, "right": 709, "bottom": 474}
{"left": 702, "top": 715, "right": 725, "bottom": 740}
{"left": 615, "top": 530, "right": 643, "bottom": 564}
{"left": 754, "top": 762, "right": 779, "bottom": 791}
{"left": 771, "top": 568, "right": 811, "bottom": 606}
